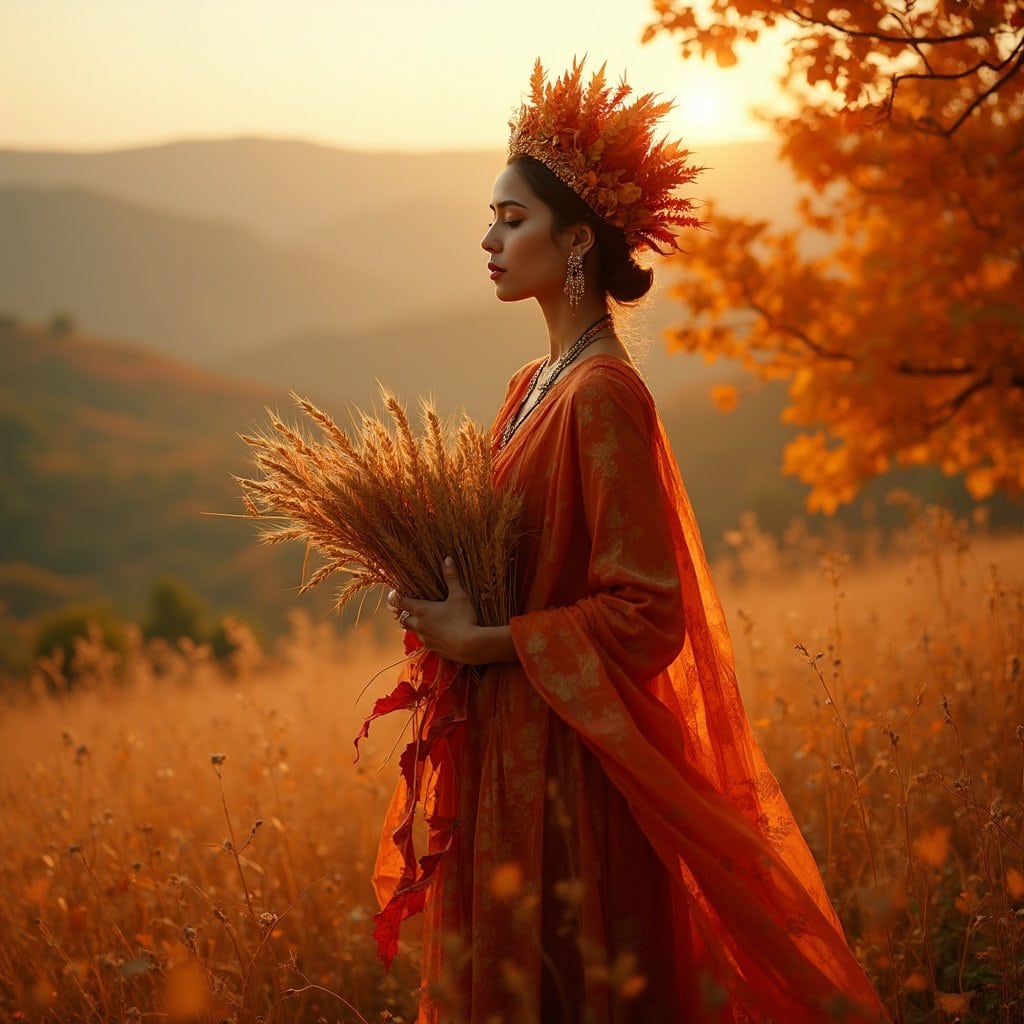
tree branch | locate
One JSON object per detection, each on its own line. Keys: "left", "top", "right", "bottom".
{"left": 789, "top": 8, "right": 993, "bottom": 46}
{"left": 937, "top": 53, "right": 1024, "bottom": 137}
{"left": 925, "top": 375, "right": 993, "bottom": 428}
{"left": 896, "top": 363, "right": 975, "bottom": 377}
{"left": 934, "top": 47, "right": 1024, "bottom": 138}
{"left": 738, "top": 281, "right": 852, "bottom": 364}
{"left": 875, "top": 30, "right": 1024, "bottom": 134}
{"left": 924, "top": 372, "right": 1024, "bottom": 428}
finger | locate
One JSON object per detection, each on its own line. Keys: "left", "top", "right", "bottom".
{"left": 442, "top": 556, "right": 466, "bottom": 597}
{"left": 398, "top": 609, "right": 413, "bottom": 628}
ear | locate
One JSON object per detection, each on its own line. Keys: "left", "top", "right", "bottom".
{"left": 570, "top": 221, "right": 597, "bottom": 258}
{"left": 559, "top": 220, "right": 597, "bottom": 259}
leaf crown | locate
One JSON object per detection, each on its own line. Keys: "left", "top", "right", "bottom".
{"left": 508, "top": 57, "right": 704, "bottom": 253}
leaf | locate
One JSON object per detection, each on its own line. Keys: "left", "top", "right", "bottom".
{"left": 913, "top": 825, "right": 952, "bottom": 867}
{"left": 353, "top": 679, "right": 422, "bottom": 756}
{"left": 1006, "top": 867, "right": 1024, "bottom": 900}
{"left": 710, "top": 384, "right": 739, "bottom": 413}
{"left": 403, "top": 629, "right": 423, "bottom": 655}
{"left": 620, "top": 974, "right": 649, "bottom": 1000}
{"left": 161, "top": 962, "right": 210, "bottom": 1015}
{"left": 24, "top": 877, "right": 49, "bottom": 908}
{"left": 372, "top": 889, "right": 427, "bottom": 970}
{"left": 488, "top": 862, "right": 524, "bottom": 902}
{"left": 66, "top": 905, "right": 88, "bottom": 936}
{"left": 935, "top": 991, "right": 974, "bottom": 1013}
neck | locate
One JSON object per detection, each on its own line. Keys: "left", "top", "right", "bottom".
{"left": 538, "top": 293, "right": 611, "bottom": 363}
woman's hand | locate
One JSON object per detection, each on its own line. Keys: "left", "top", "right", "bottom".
{"left": 388, "top": 557, "right": 479, "bottom": 663}
{"left": 388, "top": 557, "right": 518, "bottom": 667}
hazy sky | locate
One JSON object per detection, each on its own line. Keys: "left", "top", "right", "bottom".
{"left": 3, "top": 0, "right": 792, "bottom": 153}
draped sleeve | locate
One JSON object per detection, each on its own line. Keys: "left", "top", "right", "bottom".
{"left": 512, "top": 369, "right": 685, "bottom": 684}
{"left": 498, "top": 358, "right": 888, "bottom": 1024}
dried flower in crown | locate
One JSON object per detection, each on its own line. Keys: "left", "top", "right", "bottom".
{"left": 508, "top": 57, "right": 704, "bottom": 253}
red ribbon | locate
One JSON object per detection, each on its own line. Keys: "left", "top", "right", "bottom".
{"left": 354, "top": 631, "right": 468, "bottom": 969}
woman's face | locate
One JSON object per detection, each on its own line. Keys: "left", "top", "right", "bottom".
{"left": 481, "top": 164, "right": 570, "bottom": 305}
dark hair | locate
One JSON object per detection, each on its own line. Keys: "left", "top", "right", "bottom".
{"left": 507, "top": 154, "right": 653, "bottom": 305}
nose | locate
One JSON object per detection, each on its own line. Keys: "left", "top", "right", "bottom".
{"left": 481, "top": 223, "right": 500, "bottom": 253}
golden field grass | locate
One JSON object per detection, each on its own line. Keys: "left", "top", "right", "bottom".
{"left": 1, "top": 505, "right": 1021, "bottom": 1023}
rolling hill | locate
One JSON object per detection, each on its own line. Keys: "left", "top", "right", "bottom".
{"left": 0, "top": 137, "right": 801, "bottom": 385}
{"left": 0, "top": 185, "right": 389, "bottom": 361}
{"left": 0, "top": 136, "right": 800, "bottom": 247}
{"left": 0, "top": 138, "right": 509, "bottom": 246}
{"left": 0, "top": 178, "right": 743, "bottom": 420}
{"left": 0, "top": 319, "right": 337, "bottom": 639}
{"left": 2, "top": 317, "right": 1002, "bottom": 648}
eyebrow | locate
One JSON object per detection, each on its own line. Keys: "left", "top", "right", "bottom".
{"left": 489, "top": 199, "right": 529, "bottom": 212}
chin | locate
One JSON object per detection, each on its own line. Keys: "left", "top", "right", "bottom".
{"left": 493, "top": 282, "right": 531, "bottom": 304}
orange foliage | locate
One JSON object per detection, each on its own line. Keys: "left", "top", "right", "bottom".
{"left": 646, "top": 1, "right": 1024, "bottom": 511}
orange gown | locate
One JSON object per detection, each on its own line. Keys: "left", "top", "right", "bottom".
{"left": 373, "top": 355, "right": 889, "bottom": 1023}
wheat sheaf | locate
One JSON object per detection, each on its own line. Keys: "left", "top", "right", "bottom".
{"left": 236, "top": 389, "right": 522, "bottom": 627}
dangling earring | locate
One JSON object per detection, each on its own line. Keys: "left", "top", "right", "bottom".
{"left": 564, "top": 249, "right": 584, "bottom": 312}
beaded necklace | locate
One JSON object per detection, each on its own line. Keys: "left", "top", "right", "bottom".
{"left": 498, "top": 313, "right": 612, "bottom": 451}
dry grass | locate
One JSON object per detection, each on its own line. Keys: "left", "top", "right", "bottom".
{"left": 0, "top": 616, "right": 417, "bottom": 1023}
{"left": 722, "top": 507, "right": 1024, "bottom": 1024}
{"left": 237, "top": 391, "right": 522, "bottom": 626}
{"left": 0, "top": 505, "right": 1021, "bottom": 1022}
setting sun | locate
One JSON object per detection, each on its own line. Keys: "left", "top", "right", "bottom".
{"left": 687, "top": 92, "right": 720, "bottom": 127}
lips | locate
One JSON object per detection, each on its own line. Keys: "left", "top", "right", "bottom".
{"left": 488, "top": 262, "right": 505, "bottom": 280}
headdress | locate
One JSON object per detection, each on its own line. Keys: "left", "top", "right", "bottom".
{"left": 508, "top": 57, "right": 703, "bottom": 253}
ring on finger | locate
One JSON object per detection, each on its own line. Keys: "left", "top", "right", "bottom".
{"left": 399, "top": 610, "right": 411, "bottom": 627}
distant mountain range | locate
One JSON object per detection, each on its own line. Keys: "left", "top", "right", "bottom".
{"left": 0, "top": 136, "right": 799, "bottom": 246}
{"left": 0, "top": 137, "right": 798, "bottom": 414}
{"left": 0, "top": 136, "right": 1005, "bottom": 660}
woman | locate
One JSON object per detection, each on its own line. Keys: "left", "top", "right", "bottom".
{"left": 385, "top": 59, "right": 889, "bottom": 1023}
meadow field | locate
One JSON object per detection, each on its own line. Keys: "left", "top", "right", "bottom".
{"left": 1, "top": 504, "right": 1021, "bottom": 1024}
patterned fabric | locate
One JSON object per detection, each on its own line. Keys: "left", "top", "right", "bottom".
{"left": 373, "top": 355, "right": 889, "bottom": 1023}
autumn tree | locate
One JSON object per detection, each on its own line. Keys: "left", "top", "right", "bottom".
{"left": 645, "top": 1, "right": 1024, "bottom": 511}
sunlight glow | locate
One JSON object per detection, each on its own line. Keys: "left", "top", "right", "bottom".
{"left": 687, "top": 92, "right": 721, "bottom": 127}
{"left": 2, "top": 0, "right": 790, "bottom": 152}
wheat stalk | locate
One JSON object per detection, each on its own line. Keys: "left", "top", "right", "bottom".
{"left": 236, "top": 388, "right": 522, "bottom": 626}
